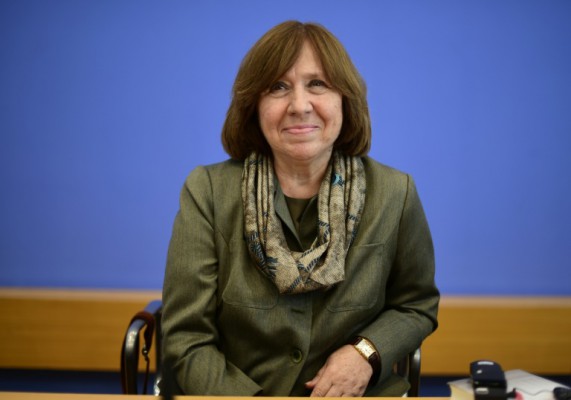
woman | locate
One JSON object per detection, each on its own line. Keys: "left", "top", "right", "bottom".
{"left": 161, "top": 20, "right": 439, "bottom": 397}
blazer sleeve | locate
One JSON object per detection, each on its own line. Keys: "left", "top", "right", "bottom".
{"left": 358, "top": 174, "right": 439, "bottom": 384}
{"left": 161, "top": 166, "right": 263, "bottom": 395}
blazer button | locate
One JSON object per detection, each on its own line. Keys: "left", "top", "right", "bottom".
{"left": 291, "top": 348, "right": 303, "bottom": 363}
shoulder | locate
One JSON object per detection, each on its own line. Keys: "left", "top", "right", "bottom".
{"left": 185, "top": 159, "right": 243, "bottom": 189}
{"left": 359, "top": 156, "right": 425, "bottom": 215}
{"left": 178, "top": 159, "right": 244, "bottom": 211}
{"left": 176, "top": 159, "right": 244, "bottom": 220}
{"left": 360, "top": 157, "right": 428, "bottom": 222}
{"left": 361, "top": 156, "right": 411, "bottom": 190}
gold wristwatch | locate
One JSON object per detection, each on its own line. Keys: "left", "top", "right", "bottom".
{"left": 350, "top": 336, "right": 381, "bottom": 384}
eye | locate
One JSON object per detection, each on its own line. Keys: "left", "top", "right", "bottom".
{"left": 309, "top": 79, "right": 327, "bottom": 87}
{"left": 269, "top": 81, "right": 288, "bottom": 92}
{"left": 308, "top": 79, "right": 330, "bottom": 93}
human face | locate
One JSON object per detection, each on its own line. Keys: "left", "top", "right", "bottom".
{"left": 258, "top": 41, "right": 343, "bottom": 168}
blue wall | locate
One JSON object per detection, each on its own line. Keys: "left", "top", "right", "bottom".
{"left": 1, "top": 1, "right": 570, "bottom": 295}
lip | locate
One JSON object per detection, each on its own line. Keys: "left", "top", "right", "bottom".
{"left": 283, "top": 124, "right": 319, "bottom": 134}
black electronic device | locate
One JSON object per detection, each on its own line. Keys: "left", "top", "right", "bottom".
{"left": 554, "top": 387, "right": 571, "bottom": 400}
{"left": 470, "top": 360, "right": 509, "bottom": 400}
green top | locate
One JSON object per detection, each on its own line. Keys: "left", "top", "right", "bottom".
{"left": 272, "top": 177, "right": 319, "bottom": 252}
{"left": 282, "top": 194, "right": 318, "bottom": 251}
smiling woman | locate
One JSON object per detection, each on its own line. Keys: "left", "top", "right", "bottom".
{"left": 160, "top": 20, "right": 439, "bottom": 397}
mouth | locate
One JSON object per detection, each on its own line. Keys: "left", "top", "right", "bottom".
{"left": 283, "top": 124, "right": 320, "bottom": 134}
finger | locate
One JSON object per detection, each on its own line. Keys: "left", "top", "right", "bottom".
{"left": 309, "top": 380, "right": 332, "bottom": 397}
{"left": 305, "top": 374, "right": 318, "bottom": 387}
{"left": 305, "top": 379, "right": 316, "bottom": 389}
{"left": 323, "top": 385, "right": 343, "bottom": 398}
{"left": 305, "top": 365, "right": 325, "bottom": 388}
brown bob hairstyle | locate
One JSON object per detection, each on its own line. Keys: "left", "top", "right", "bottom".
{"left": 221, "top": 20, "right": 371, "bottom": 160}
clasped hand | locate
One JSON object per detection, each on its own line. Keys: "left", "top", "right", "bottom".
{"left": 305, "top": 344, "right": 373, "bottom": 397}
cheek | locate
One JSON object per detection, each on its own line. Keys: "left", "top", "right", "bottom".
{"left": 330, "top": 100, "right": 343, "bottom": 131}
{"left": 258, "top": 102, "right": 278, "bottom": 131}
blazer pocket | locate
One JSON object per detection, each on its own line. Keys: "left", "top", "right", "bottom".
{"left": 326, "top": 242, "right": 387, "bottom": 312}
{"left": 220, "top": 238, "right": 278, "bottom": 309}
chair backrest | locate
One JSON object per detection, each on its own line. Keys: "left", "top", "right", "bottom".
{"left": 396, "top": 347, "right": 422, "bottom": 397}
{"left": 120, "top": 299, "right": 421, "bottom": 396}
{"left": 120, "top": 300, "right": 163, "bottom": 394}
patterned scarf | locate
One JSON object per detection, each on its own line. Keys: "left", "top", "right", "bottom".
{"left": 242, "top": 152, "right": 366, "bottom": 294}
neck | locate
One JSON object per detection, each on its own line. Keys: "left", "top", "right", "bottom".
{"left": 273, "top": 156, "right": 330, "bottom": 199}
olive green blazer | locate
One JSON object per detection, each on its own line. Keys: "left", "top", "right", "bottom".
{"left": 161, "top": 156, "right": 439, "bottom": 396}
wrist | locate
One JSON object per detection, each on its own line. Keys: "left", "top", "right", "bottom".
{"left": 350, "top": 336, "right": 381, "bottom": 385}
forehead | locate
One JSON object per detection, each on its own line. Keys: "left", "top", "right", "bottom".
{"left": 283, "top": 41, "right": 325, "bottom": 76}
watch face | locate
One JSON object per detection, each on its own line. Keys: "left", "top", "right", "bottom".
{"left": 356, "top": 339, "right": 376, "bottom": 358}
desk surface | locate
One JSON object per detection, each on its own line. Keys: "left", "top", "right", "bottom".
{"left": 0, "top": 394, "right": 450, "bottom": 400}
{"left": 0, "top": 395, "right": 148, "bottom": 400}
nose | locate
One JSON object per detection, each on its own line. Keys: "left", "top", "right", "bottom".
{"left": 287, "top": 87, "right": 313, "bottom": 115}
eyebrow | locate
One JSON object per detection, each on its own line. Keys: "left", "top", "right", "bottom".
{"left": 278, "top": 71, "right": 326, "bottom": 82}
{"left": 304, "top": 72, "right": 325, "bottom": 80}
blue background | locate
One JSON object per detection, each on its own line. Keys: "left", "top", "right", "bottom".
{"left": 1, "top": 1, "right": 570, "bottom": 295}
